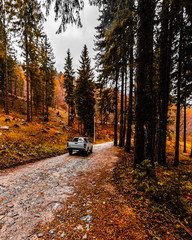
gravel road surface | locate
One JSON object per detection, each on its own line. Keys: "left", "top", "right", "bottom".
{"left": 0, "top": 142, "right": 117, "bottom": 240}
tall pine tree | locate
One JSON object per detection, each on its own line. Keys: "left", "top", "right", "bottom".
{"left": 13, "top": 0, "right": 44, "bottom": 121}
{"left": 76, "top": 45, "right": 95, "bottom": 137}
{"left": 63, "top": 49, "right": 75, "bottom": 125}
{"left": 40, "top": 35, "right": 55, "bottom": 121}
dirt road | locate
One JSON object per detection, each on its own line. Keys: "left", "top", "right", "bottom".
{"left": 0, "top": 142, "right": 118, "bottom": 240}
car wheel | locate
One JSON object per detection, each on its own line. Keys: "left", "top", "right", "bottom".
{"left": 90, "top": 147, "right": 93, "bottom": 153}
{"left": 84, "top": 149, "right": 89, "bottom": 156}
{"left": 69, "top": 149, "right": 73, "bottom": 155}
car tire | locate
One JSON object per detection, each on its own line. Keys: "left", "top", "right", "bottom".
{"left": 84, "top": 149, "right": 89, "bottom": 156}
{"left": 90, "top": 147, "right": 93, "bottom": 153}
{"left": 69, "top": 149, "right": 73, "bottom": 155}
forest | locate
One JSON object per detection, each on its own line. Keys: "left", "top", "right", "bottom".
{"left": 0, "top": 0, "right": 192, "bottom": 238}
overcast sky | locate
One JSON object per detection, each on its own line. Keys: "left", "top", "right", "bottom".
{"left": 43, "top": 0, "right": 100, "bottom": 76}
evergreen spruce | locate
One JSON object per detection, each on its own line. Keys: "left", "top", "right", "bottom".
{"left": 76, "top": 45, "right": 95, "bottom": 137}
{"left": 63, "top": 49, "right": 75, "bottom": 125}
{"left": 40, "top": 35, "right": 55, "bottom": 121}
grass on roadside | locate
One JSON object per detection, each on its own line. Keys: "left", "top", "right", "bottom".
{"left": 0, "top": 110, "right": 70, "bottom": 169}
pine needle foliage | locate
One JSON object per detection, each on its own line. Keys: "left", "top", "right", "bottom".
{"left": 63, "top": 49, "right": 75, "bottom": 125}
{"left": 76, "top": 45, "right": 95, "bottom": 137}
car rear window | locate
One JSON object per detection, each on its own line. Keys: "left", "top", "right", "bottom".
{"left": 78, "top": 137, "right": 84, "bottom": 142}
{"left": 73, "top": 138, "right": 78, "bottom": 142}
{"left": 72, "top": 137, "right": 86, "bottom": 142}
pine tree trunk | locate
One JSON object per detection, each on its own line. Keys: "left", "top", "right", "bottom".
{"left": 3, "top": 9, "right": 9, "bottom": 115}
{"left": 101, "top": 111, "right": 103, "bottom": 125}
{"left": 123, "top": 67, "right": 127, "bottom": 144}
{"left": 4, "top": 43, "right": 9, "bottom": 115}
{"left": 183, "top": 102, "right": 186, "bottom": 153}
{"left": 45, "top": 76, "right": 49, "bottom": 121}
{"left": 190, "top": 142, "right": 192, "bottom": 158}
{"left": 25, "top": 33, "right": 30, "bottom": 122}
{"left": 100, "top": 88, "right": 103, "bottom": 125}
{"left": 174, "top": 7, "right": 183, "bottom": 167}
{"left": 78, "top": 118, "right": 80, "bottom": 133}
{"left": 125, "top": 41, "right": 133, "bottom": 153}
{"left": 114, "top": 71, "right": 119, "bottom": 146}
{"left": 125, "top": 3, "right": 134, "bottom": 153}
{"left": 30, "top": 85, "right": 33, "bottom": 122}
{"left": 14, "top": 79, "right": 17, "bottom": 97}
{"left": 134, "top": 0, "right": 155, "bottom": 166}
{"left": 158, "top": 0, "right": 172, "bottom": 166}
{"left": 42, "top": 86, "right": 45, "bottom": 117}
{"left": 183, "top": 76, "right": 187, "bottom": 153}
{"left": 119, "top": 71, "right": 124, "bottom": 147}
{"left": 144, "top": 0, "right": 155, "bottom": 162}
{"left": 68, "top": 105, "right": 70, "bottom": 125}
{"left": 174, "top": 78, "right": 181, "bottom": 166}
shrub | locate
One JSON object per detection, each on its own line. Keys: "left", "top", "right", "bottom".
{"left": 133, "top": 160, "right": 187, "bottom": 218}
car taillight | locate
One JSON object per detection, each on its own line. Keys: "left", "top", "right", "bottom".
{"left": 84, "top": 143, "right": 86, "bottom": 148}
{"left": 67, "top": 142, "right": 69, "bottom": 147}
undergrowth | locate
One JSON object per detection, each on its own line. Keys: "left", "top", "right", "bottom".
{"left": 133, "top": 160, "right": 191, "bottom": 222}
{"left": 0, "top": 111, "right": 69, "bottom": 169}
{"left": 116, "top": 149, "right": 192, "bottom": 239}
